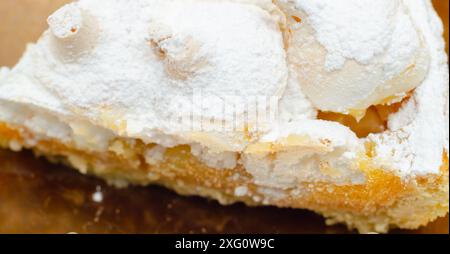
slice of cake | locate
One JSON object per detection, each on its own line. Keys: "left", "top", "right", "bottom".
{"left": 0, "top": 0, "right": 448, "bottom": 233}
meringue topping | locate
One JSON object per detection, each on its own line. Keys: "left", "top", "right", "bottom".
{"left": 0, "top": 0, "right": 448, "bottom": 181}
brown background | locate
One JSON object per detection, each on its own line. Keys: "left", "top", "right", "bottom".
{"left": 0, "top": 0, "right": 448, "bottom": 233}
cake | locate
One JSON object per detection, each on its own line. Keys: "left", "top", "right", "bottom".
{"left": 0, "top": 0, "right": 448, "bottom": 233}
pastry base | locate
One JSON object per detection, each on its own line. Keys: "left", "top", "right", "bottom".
{"left": 0, "top": 122, "right": 448, "bottom": 233}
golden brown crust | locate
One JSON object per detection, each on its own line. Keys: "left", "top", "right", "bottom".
{"left": 0, "top": 122, "right": 448, "bottom": 233}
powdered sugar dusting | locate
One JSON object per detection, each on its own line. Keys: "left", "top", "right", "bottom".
{"left": 368, "top": 0, "right": 449, "bottom": 176}
{"left": 0, "top": 0, "right": 448, "bottom": 182}
{"left": 293, "top": 0, "right": 398, "bottom": 71}
{"left": 277, "top": 0, "right": 430, "bottom": 115}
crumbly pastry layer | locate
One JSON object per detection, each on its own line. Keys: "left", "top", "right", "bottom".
{"left": 0, "top": 123, "right": 448, "bottom": 233}
{"left": 0, "top": 0, "right": 448, "bottom": 232}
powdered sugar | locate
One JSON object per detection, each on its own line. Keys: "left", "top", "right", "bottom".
{"left": 1, "top": 0, "right": 294, "bottom": 151}
{"left": 277, "top": 0, "right": 430, "bottom": 116}
{"left": 0, "top": 67, "right": 9, "bottom": 79}
{"left": 368, "top": 0, "right": 449, "bottom": 176}
{"left": 291, "top": 0, "right": 399, "bottom": 70}
{"left": 0, "top": 0, "right": 448, "bottom": 184}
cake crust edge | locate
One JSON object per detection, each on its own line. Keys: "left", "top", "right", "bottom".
{"left": 0, "top": 122, "right": 448, "bottom": 233}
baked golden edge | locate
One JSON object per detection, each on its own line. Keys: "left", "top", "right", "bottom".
{"left": 0, "top": 122, "right": 448, "bottom": 233}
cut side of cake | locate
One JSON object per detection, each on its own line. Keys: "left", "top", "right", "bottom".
{"left": 0, "top": 0, "right": 448, "bottom": 233}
